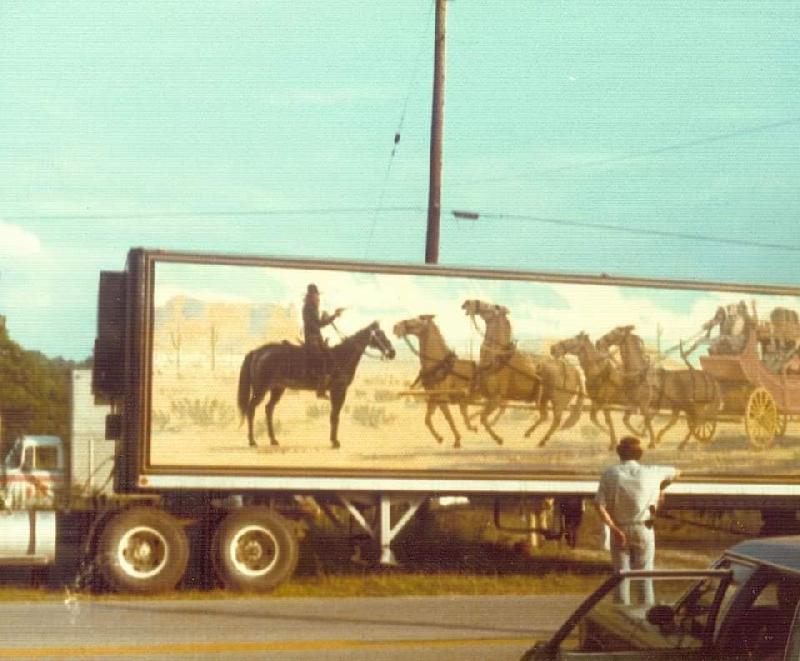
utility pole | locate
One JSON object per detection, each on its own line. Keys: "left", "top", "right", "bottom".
{"left": 425, "top": 0, "right": 447, "bottom": 265}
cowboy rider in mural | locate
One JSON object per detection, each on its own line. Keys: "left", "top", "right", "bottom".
{"left": 303, "top": 283, "right": 343, "bottom": 399}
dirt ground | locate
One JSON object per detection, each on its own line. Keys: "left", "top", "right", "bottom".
{"left": 149, "top": 358, "right": 800, "bottom": 480}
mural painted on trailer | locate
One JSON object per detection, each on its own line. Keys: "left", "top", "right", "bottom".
{"left": 148, "top": 260, "right": 800, "bottom": 479}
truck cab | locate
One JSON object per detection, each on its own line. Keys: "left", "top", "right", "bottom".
{"left": 0, "top": 436, "right": 62, "bottom": 566}
{"left": 1, "top": 435, "right": 65, "bottom": 510}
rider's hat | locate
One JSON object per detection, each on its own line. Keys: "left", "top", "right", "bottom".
{"left": 307, "top": 284, "right": 320, "bottom": 295}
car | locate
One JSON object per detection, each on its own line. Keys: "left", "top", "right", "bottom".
{"left": 522, "top": 535, "right": 800, "bottom": 661}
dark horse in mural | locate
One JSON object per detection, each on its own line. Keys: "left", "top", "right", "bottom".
{"left": 237, "top": 321, "right": 395, "bottom": 449}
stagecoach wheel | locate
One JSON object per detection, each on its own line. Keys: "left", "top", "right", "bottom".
{"left": 213, "top": 507, "right": 299, "bottom": 592}
{"left": 98, "top": 507, "right": 189, "bottom": 594}
{"left": 744, "top": 387, "right": 778, "bottom": 450}
{"left": 691, "top": 419, "right": 717, "bottom": 444}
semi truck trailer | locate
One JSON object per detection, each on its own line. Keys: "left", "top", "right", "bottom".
{"left": 1, "top": 247, "right": 798, "bottom": 593}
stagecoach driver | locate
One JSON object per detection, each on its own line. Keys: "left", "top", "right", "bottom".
{"left": 303, "top": 283, "right": 343, "bottom": 399}
{"left": 594, "top": 436, "right": 680, "bottom": 606}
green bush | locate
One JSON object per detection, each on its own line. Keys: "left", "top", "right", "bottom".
{"left": 152, "top": 410, "right": 171, "bottom": 431}
{"left": 170, "top": 397, "right": 235, "bottom": 427}
{"left": 373, "top": 389, "right": 398, "bottom": 403}
{"left": 306, "top": 403, "right": 330, "bottom": 419}
{"left": 351, "top": 405, "right": 394, "bottom": 427}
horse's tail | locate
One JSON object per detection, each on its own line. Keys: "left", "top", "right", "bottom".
{"left": 237, "top": 350, "right": 254, "bottom": 419}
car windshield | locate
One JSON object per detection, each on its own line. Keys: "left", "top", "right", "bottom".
{"left": 703, "top": 557, "right": 757, "bottom": 636}
{"left": 551, "top": 570, "right": 733, "bottom": 655}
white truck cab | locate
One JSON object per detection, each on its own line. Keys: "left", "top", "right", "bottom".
{"left": 0, "top": 436, "right": 63, "bottom": 566}
{"left": 0, "top": 372, "right": 113, "bottom": 571}
{"left": 2, "top": 435, "right": 65, "bottom": 510}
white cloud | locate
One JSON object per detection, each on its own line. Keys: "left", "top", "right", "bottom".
{"left": 0, "top": 222, "right": 41, "bottom": 257}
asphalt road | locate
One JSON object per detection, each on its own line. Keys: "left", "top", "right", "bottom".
{"left": 0, "top": 594, "right": 583, "bottom": 660}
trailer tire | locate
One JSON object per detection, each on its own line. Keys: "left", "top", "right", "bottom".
{"left": 213, "top": 507, "right": 298, "bottom": 592}
{"left": 98, "top": 507, "right": 189, "bottom": 594}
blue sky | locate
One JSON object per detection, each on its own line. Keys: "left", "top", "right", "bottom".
{"left": 1, "top": 1, "right": 798, "bottom": 359}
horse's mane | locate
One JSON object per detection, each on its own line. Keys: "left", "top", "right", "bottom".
{"left": 423, "top": 319, "right": 454, "bottom": 354}
{"left": 330, "top": 322, "right": 378, "bottom": 352}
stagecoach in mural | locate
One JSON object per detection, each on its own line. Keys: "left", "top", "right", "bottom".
{"left": 691, "top": 303, "right": 800, "bottom": 448}
{"left": 549, "top": 302, "right": 800, "bottom": 451}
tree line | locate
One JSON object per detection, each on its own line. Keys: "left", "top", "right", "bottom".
{"left": 0, "top": 319, "right": 90, "bottom": 455}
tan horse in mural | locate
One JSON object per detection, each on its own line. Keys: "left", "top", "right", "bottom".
{"left": 551, "top": 332, "right": 658, "bottom": 450}
{"left": 393, "top": 316, "right": 478, "bottom": 448}
{"left": 461, "top": 299, "right": 583, "bottom": 446}
{"left": 596, "top": 325, "right": 722, "bottom": 449}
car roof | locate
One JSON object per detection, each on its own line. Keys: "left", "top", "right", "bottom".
{"left": 725, "top": 536, "right": 800, "bottom": 576}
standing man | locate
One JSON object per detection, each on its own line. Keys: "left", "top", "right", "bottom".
{"left": 594, "top": 436, "right": 680, "bottom": 606}
{"left": 302, "top": 284, "right": 343, "bottom": 399}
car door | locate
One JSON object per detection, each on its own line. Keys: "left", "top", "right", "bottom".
{"left": 523, "top": 569, "right": 733, "bottom": 661}
{"left": 715, "top": 568, "right": 800, "bottom": 661}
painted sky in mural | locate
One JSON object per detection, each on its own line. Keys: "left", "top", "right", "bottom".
{"left": 155, "top": 261, "right": 800, "bottom": 364}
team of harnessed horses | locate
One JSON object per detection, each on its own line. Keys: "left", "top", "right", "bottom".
{"left": 393, "top": 300, "right": 721, "bottom": 451}
{"left": 236, "top": 299, "right": 721, "bottom": 451}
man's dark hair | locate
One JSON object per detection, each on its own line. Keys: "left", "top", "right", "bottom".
{"left": 616, "top": 436, "right": 643, "bottom": 461}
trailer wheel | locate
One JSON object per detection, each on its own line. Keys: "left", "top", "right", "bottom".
{"left": 213, "top": 507, "right": 298, "bottom": 592}
{"left": 98, "top": 507, "right": 189, "bottom": 594}
{"left": 745, "top": 387, "right": 778, "bottom": 449}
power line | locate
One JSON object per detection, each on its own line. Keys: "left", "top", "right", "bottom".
{"left": 476, "top": 211, "right": 800, "bottom": 253}
{"left": 2, "top": 206, "right": 424, "bottom": 222}
{"left": 4, "top": 205, "right": 797, "bottom": 253}
{"left": 459, "top": 116, "right": 800, "bottom": 185}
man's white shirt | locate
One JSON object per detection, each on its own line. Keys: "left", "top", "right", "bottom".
{"left": 596, "top": 460, "right": 678, "bottom": 548}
